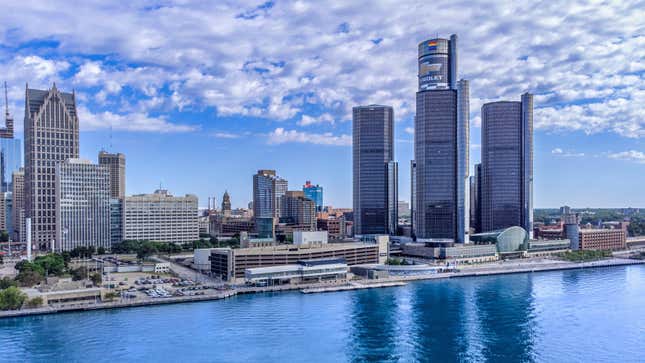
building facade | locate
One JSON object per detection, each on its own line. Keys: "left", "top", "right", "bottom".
{"left": 11, "top": 168, "right": 24, "bottom": 242}
{"left": 221, "top": 191, "right": 231, "bottom": 216}
{"left": 124, "top": 189, "right": 198, "bottom": 243}
{"left": 352, "top": 105, "right": 398, "bottom": 235}
{"left": 481, "top": 94, "right": 533, "bottom": 233}
{"left": 109, "top": 198, "right": 123, "bottom": 245}
{"left": 280, "top": 190, "right": 317, "bottom": 231}
{"left": 253, "top": 169, "right": 287, "bottom": 238}
{"left": 55, "top": 159, "right": 111, "bottom": 251}
{"left": 470, "top": 163, "right": 482, "bottom": 233}
{"left": 24, "top": 85, "right": 80, "bottom": 250}
{"left": 98, "top": 151, "right": 125, "bottom": 199}
{"left": 302, "top": 181, "right": 323, "bottom": 211}
{"left": 414, "top": 35, "right": 469, "bottom": 243}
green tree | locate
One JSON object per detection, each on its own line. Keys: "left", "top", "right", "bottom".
{"left": 71, "top": 266, "right": 89, "bottom": 281}
{"left": 0, "top": 286, "right": 27, "bottom": 310}
{"left": 0, "top": 276, "right": 17, "bottom": 290}
{"left": 137, "top": 241, "right": 158, "bottom": 260}
{"left": 0, "top": 230, "right": 8, "bottom": 242}
{"left": 97, "top": 246, "right": 106, "bottom": 255}
{"left": 33, "top": 254, "right": 66, "bottom": 276}
{"left": 25, "top": 296, "right": 43, "bottom": 308}
{"left": 90, "top": 273, "right": 102, "bottom": 286}
{"left": 15, "top": 270, "right": 44, "bottom": 287}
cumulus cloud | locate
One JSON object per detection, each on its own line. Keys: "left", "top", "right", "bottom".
{"left": 404, "top": 127, "right": 414, "bottom": 135}
{"left": 298, "top": 113, "right": 335, "bottom": 126}
{"left": 551, "top": 148, "right": 585, "bottom": 157}
{"left": 0, "top": 1, "right": 642, "bottom": 137}
{"left": 267, "top": 128, "right": 351, "bottom": 146}
{"left": 607, "top": 150, "right": 645, "bottom": 164}
{"left": 78, "top": 106, "right": 197, "bottom": 133}
{"left": 211, "top": 132, "right": 241, "bottom": 139}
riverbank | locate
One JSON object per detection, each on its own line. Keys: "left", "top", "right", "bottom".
{"left": 1, "top": 257, "right": 643, "bottom": 318}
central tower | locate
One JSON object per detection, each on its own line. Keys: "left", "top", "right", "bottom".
{"left": 414, "top": 34, "right": 469, "bottom": 243}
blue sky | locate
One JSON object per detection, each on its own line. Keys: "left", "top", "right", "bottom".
{"left": 1, "top": 1, "right": 643, "bottom": 208}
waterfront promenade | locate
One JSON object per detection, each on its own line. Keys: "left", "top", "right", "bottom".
{"left": 1, "top": 257, "right": 643, "bottom": 319}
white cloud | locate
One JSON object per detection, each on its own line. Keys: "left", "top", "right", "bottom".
{"left": 78, "top": 106, "right": 197, "bottom": 133}
{"left": 404, "top": 127, "right": 414, "bottom": 135}
{"left": 211, "top": 132, "right": 240, "bottom": 139}
{"left": 298, "top": 113, "right": 335, "bottom": 126}
{"left": 607, "top": 150, "right": 645, "bottom": 164}
{"left": 267, "top": 128, "right": 351, "bottom": 146}
{"left": 0, "top": 1, "right": 642, "bottom": 137}
{"left": 551, "top": 148, "right": 585, "bottom": 157}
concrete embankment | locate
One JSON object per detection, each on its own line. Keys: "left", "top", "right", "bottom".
{"left": 301, "top": 281, "right": 407, "bottom": 294}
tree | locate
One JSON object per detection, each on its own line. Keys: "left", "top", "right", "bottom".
{"left": 97, "top": 247, "right": 106, "bottom": 255}
{"left": 0, "top": 276, "right": 17, "bottom": 290}
{"left": 25, "top": 296, "right": 43, "bottom": 308}
{"left": 90, "top": 273, "right": 102, "bottom": 287}
{"left": 33, "top": 254, "right": 66, "bottom": 276}
{"left": 0, "top": 230, "right": 8, "bottom": 242}
{"left": 0, "top": 254, "right": 3, "bottom": 265}
{"left": 71, "top": 266, "right": 89, "bottom": 281}
{"left": 137, "top": 241, "right": 158, "bottom": 260}
{"left": 15, "top": 270, "right": 44, "bottom": 287}
{"left": 0, "top": 286, "right": 27, "bottom": 310}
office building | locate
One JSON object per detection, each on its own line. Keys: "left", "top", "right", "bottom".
{"left": 12, "top": 168, "right": 24, "bottom": 242}
{"left": 481, "top": 93, "right": 533, "bottom": 233}
{"left": 25, "top": 84, "right": 80, "bottom": 250}
{"left": 410, "top": 160, "right": 416, "bottom": 236}
{"left": 109, "top": 198, "right": 123, "bottom": 245}
{"left": 124, "top": 189, "right": 198, "bottom": 243}
{"left": 397, "top": 201, "right": 410, "bottom": 218}
{"left": 470, "top": 163, "right": 482, "bottom": 233}
{"left": 414, "top": 35, "right": 469, "bottom": 243}
{"left": 352, "top": 105, "right": 398, "bottom": 235}
{"left": 244, "top": 258, "right": 348, "bottom": 285}
{"left": 98, "top": 151, "right": 125, "bottom": 199}
{"left": 1, "top": 83, "right": 21, "bottom": 193}
{"left": 302, "top": 181, "right": 323, "bottom": 211}
{"left": 280, "top": 190, "right": 316, "bottom": 231}
{"left": 55, "top": 159, "right": 111, "bottom": 251}
{"left": 1, "top": 192, "right": 12, "bottom": 235}
{"left": 210, "top": 240, "right": 388, "bottom": 281}
{"left": 579, "top": 229, "right": 625, "bottom": 250}
{"left": 253, "top": 169, "right": 287, "bottom": 238}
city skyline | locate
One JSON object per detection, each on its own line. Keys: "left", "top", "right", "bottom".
{"left": 0, "top": 1, "right": 643, "bottom": 209}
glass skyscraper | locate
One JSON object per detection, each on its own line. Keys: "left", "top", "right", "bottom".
{"left": 302, "top": 181, "right": 323, "bottom": 211}
{"left": 414, "top": 34, "right": 469, "bottom": 243}
{"left": 480, "top": 93, "right": 533, "bottom": 234}
{"left": 352, "top": 105, "right": 398, "bottom": 236}
{"left": 0, "top": 138, "right": 21, "bottom": 193}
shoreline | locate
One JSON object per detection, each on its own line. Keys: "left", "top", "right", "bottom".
{"left": 1, "top": 258, "right": 643, "bottom": 319}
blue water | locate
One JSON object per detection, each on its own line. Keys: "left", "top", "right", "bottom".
{"left": 1, "top": 266, "right": 644, "bottom": 362}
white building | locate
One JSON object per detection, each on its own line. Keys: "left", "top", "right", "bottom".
{"left": 293, "top": 231, "right": 328, "bottom": 245}
{"left": 124, "top": 189, "right": 198, "bottom": 244}
{"left": 55, "top": 159, "right": 111, "bottom": 251}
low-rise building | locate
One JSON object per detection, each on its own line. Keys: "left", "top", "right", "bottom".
{"left": 244, "top": 258, "right": 348, "bottom": 285}
{"left": 579, "top": 228, "right": 626, "bottom": 250}
{"left": 211, "top": 240, "right": 387, "bottom": 282}
{"left": 293, "top": 231, "right": 328, "bottom": 245}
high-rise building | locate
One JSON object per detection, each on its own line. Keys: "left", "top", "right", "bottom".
{"left": 1, "top": 82, "right": 22, "bottom": 193}
{"left": 55, "top": 159, "right": 110, "bottom": 251}
{"left": 410, "top": 160, "right": 416, "bottom": 237}
{"left": 352, "top": 105, "right": 398, "bottom": 235}
{"left": 414, "top": 35, "right": 469, "bottom": 243}
{"left": 480, "top": 93, "right": 533, "bottom": 234}
{"left": 470, "top": 163, "right": 482, "bottom": 233}
{"left": 98, "top": 151, "right": 126, "bottom": 199}
{"left": 12, "top": 168, "right": 24, "bottom": 242}
{"left": 124, "top": 189, "right": 198, "bottom": 243}
{"left": 253, "top": 169, "right": 287, "bottom": 238}
{"left": 24, "top": 84, "right": 80, "bottom": 250}
{"left": 221, "top": 191, "right": 232, "bottom": 216}
{"left": 2, "top": 192, "right": 12, "bottom": 236}
{"left": 280, "top": 190, "right": 316, "bottom": 231}
{"left": 302, "top": 181, "right": 323, "bottom": 211}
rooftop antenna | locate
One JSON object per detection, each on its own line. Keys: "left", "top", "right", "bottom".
{"left": 3, "top": 81, "right": 8, "bottom": 118}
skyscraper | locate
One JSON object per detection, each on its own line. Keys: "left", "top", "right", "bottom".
{"left": 253, "top": 169, "right": 287, "bottom": 238}
{"left": 480, "top": 93, "right": 533, "bottom": 233}
{"left": 98, "top": 151, "right": 126, "bottom": 199}
{"left": 302, "top": 181, "right": 323, "bottom": 211}
{"left": 55, "top": 159, "right": 111, "bottom": 251}
{"left": 1, "top": 82, "right": 22, "bottom": 193}
{"left": 414, "top": 35, "right": 469, "bottom": 243}
{"left": 470, "top": 163, "right": 482, "bottom": 233}
{"left": 280, "top": 190, "right": 317, "bottom": 231}
{"left": 25, "top": 84, "right": 80, "bottom": 250}
{"left": 352, "top": 105, "right": 398, "bottom": 235}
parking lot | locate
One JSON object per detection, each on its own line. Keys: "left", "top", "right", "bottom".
{"left": 104, "top": 272, "right": 230, "bottom": 301}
